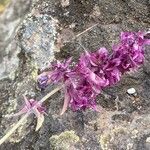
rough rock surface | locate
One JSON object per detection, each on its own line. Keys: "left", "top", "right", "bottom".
{"left": 0, "top": 0, "right": 150, "bottom": 150}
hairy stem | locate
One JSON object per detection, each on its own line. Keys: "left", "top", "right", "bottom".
{"left": 39, "top": 86, "right": 62, "bottom": 103}
{"left": 74, "top": 23, "right": 98, "bottom": 39}
{"left": 0, "top": 113, "right": 29, "bottom": 145}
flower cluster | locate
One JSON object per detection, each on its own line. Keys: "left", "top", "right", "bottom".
{"left": 38, "top": 31, "right": 150, "bottom": 114}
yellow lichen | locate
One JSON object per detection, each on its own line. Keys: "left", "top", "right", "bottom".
{"left": 28, "top": 62, "right": 38, "bottom": 81}
{"left": 99, "top": 133, "right": 111, "bottom": 150}
{"left": 99, "top": 127, "right": 127, "bottom": 150}
{"left": 0, "top": 0, "right": 11, "bottom": 13}
{"left": 50, "top": 130, "right": 79, "bottom": 150}
{"left": 112, "top": 127, "right": 126, "bottom": 135}
{"left": 31, "top": 67, "right": 38, "bottom": 81}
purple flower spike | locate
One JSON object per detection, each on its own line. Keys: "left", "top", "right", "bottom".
{"left": 9, "top": 95, "right": 46, "bottom": 131}
{"left": 38, "top": 31, "right": 150, "bottom": 114}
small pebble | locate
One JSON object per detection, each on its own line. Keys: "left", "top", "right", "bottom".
{"left": 127, "top": 88, "right": 136, "bottom": 95}
{"left": 146, "top": 137, "right": 150, "bottom": 143}
{"left": 61, "top": 0, "right": 70, "bottom": 7}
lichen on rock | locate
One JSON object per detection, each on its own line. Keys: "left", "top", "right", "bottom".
{"left": 18, "top": 13, "right": 58, "bottom": 68}
{"left": 50, "top": 130, "right": 79, "bottom": 150}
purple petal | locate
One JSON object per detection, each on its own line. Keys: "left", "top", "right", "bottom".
{"left": 37, "top": 73, "right": 49, "bottom": 89}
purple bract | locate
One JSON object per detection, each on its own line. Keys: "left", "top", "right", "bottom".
{"left": 9, "top": 95, "right": 46, "bottom": 131}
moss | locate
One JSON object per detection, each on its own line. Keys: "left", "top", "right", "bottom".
{"left": 50, "top": 130, "right": 79, "bottom": 150}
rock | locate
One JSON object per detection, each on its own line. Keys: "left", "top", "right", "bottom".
{"left": 18, "top": 13, "right": 58, "bottom": 68}
{"left": 146, "top": 137, "right": 150, "bottom": 143}
{"left": 0, "top": 0, "right": 33, "bottom": 80}
{"left": 0, "top": 42, "right": 20, "bottom": 80}
{"left": 0, "top": 0, "right": 150, "bottom": 150}
{"left": 61, "top": 0, "right": 70, "bottom": 7}
{"left": 98, "top": 113, "right": 150, "bottom": 150}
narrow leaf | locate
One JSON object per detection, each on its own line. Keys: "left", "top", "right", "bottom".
{"left": 34, "top": 109, "right": 45, "bottom": 131}
{"left": 60, "top": 90, "right": 70, "bottom": 115}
